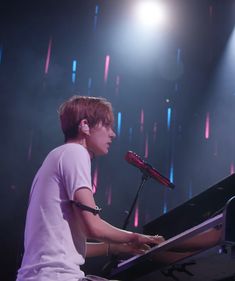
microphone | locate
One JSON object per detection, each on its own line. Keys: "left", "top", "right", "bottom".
{"left": 125, "top": 151, "right": 175, "bottom": 189}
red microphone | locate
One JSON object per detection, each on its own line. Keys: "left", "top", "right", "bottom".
{"left": 125, "top": 151, "right": 175, "bottom": 189}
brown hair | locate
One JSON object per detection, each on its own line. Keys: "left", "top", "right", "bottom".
{"left": 58, "top": 95, "right": 114, "bottom": 141}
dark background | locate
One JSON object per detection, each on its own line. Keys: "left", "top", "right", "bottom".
{"left": 1, "top": 0, "right": 235, "bottom": 280}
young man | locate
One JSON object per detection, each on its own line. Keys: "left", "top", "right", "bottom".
{"left": 16, "top": 96, "right": 163, "bottom": 281}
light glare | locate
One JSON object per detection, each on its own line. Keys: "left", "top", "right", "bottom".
{"left": 135, "top": 1, "right": 167, "bottom": 27}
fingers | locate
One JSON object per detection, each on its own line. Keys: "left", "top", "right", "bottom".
{"left": 139, "top": 234, "right": 165, "bottom": 246}
{"left": 112, "top": 238, "right": 164, "bottom": 257}
{"left": 131, "top": 232, "right": 165, "bottom": 246}
{"left": 129, "top": 243, "right": 151, "bottom": 255}
{"left": 113, "top": 242, "right": 149, "bottom": 256}
{"left": 151, "top": 234, "right": 165, "bottom": 244}
{"left": 142, "top": 243, "right": 151, "bottom": 251}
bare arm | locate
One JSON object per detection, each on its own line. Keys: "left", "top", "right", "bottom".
{"left": 170, "top": 227, "right": 222, "bottom": 252}
{"left": 73, "top": 187, "right": 163, "bottom": 248}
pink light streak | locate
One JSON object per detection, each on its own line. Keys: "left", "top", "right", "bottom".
{"left": 153, "top": 122, "right": 157, "bottom": 142}
{"left": 134, "top": 205, "right": 139, "bottom": 228}
{"left": 209, "top": 5, "right": 213, "bottom": 19}
{"left": 115, "top": 75, "right": 120, "bottom": 95}
{"left": 205, "top": 112, "right": 210, "bottom": 139}
{"left": 106, "top": 185, "right": 112, "bottom": 206}
{"left": 104, "top": 55, "right": 110, "bottom": 83}
{"left": 230, "top": 162, "right": 234, "bottom": 174}
{"left": 44, "top": 37, "right": 52, "bottom": 74}
{"left": 140, "top": 109, "right": 144, "bottom": 133}
{"left": 144, "top": 134, "right": 149, "bottom": 158}
{"left": 92, "top": 167, "right": 98, "bottom": 194}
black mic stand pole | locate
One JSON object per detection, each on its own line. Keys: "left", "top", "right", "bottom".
{"left": 122, "top": 172, "right": 149, "bottom": 230}
{"left": 102, "top": 172, "right": 150, "bottom": 277}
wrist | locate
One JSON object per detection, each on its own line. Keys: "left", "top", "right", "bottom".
{"left": 106, "top": 243, "right": 110, "bottom": 256}
{"left": 129, "top": 232, "right": 140, "bottom": 243}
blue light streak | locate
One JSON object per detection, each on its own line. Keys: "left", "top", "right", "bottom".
{"left": 177, "top": 48, "right": 181, "bottom": 65}
{"left": 163, "top": 197, "right": 167, "bottom": 214}
{"left": 72, "top": 60, "right": 77, "bottom": 72}
{"left": 95, "top": 5, "right": 99, "bottom": 15}
{"left": 72, "top": 73, "right": 76, "bottom": 84}
{"left": 72, "top": 60, "right": 77, "bottom": 84}
{"left": 88, "top": 77, "right": 92, "bottom": 88}
{"left": 117, "top": 112, "right": 122, "bottom": 137}
{"left": 167, "top": 107, "right": 171, "bottom": 130}
{"left": 94, "top": 5, "right": 99, "bottom": 30}
{"left": 169, "top": 161, "right": 174, "bottom": 183}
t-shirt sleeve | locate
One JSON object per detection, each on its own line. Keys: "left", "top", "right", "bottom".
{"left": 59, "top": 145, "right": 92, "bottom": 200}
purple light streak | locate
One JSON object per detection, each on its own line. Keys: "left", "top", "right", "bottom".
{"left": 104, "top": 55, "right": 110, "bottom": 83}
{"left": 44, "top": 38, "right": 52, "bottom": 74}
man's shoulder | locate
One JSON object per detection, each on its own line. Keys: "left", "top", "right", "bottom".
{"left": 50, "top": 143, "right": 89, "bottom": 159}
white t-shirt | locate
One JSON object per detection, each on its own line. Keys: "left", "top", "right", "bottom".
{"left": 17, "top": 143, "right": 92, "bottom": 281}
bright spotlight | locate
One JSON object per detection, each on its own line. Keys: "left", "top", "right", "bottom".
{"left": 135, "top": 1, "right": 167, "bottom": 28}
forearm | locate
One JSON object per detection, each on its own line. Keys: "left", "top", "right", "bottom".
{"left": 73, "top": 188, "right": 163, "bottom": 246}
{"left": 73, "top": 189, "right": 135, "bottom": 243}
{"left": 79, "top": 211, "right": 163, "bottom": 246}
{"left": 86, "top": 242, "right": 109, "bottom": 258}
{"left": 88, "top": 217, "right": 135, "bottom": 243}
{"left": 170, "top": 227, "right": 222, "bottom": 252}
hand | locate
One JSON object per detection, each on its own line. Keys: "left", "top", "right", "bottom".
{"left": 109, "top": 233, "right": 165, "bottom": 256}
{"left": 131, "top": 233, "right": 165, "bottom": 247}
{"left": 109, "top": 242, "right": 151, "bottom": 256}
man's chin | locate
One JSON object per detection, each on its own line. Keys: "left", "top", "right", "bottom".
{"left": 96, "top": 149, "right": 109, "bottom": 156}
{"left": 102, "top": 149, "right": 109, "bottom": 155}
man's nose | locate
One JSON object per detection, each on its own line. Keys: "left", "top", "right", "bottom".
{"left": 110, "top": 129, "right": 116, "bottom": 138}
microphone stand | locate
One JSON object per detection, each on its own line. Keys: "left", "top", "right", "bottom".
{"left": 122, "top": 172, "right": 149, "bottom": 230}
{"left": 102, "top": 171, "right": 150, "bottom": 277}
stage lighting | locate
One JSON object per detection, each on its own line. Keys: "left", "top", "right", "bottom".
{"left": 135, "top": 1, "right": 167, "bottom": 28}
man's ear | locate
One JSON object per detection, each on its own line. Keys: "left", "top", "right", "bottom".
{"left": 78, "top": 119, "right": 90, "bottom": 135}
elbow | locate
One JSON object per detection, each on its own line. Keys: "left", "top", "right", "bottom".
{"left": 84, "top": 220, "right": 105, "bottom": 241}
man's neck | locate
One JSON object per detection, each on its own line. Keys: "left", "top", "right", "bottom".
{"left": 65, "top": 139, "right": 95, "bottom": 159}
